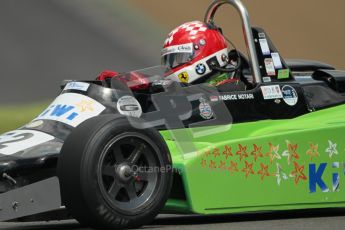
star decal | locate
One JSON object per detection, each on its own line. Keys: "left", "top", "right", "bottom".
{"left": 251, "top": 144, "right": 263, "bottom": 162}
{"left": 236, "top": 144, "right": 248, "bottom": 161}
{"left": 290, "top": 161, "right": 307, "bottom": 185}
{"left": 223, "top": 145, "right": 233, "bottom": 159}
{"left": 218, "top": 161, "right": 227, "bottom": 170}
{"left": 282, "top": 141, "right": 300, "bottom": 165}
{"left": 326, "top": 140, "right": 338, "bottom": 158}
{"left": 213, "top": 147, "right": 220, "bottom": 158}
{"left": 306, "top": 143, "right": 319, "bottom": 160}
{"left": 204, "top": 149, "right": 211, "bottom": 157}
{"left": 265, "top": 143, "right": 281, "bottom": 164}
{"left": 75, "top": 100, "right": 94, "bottom": 112}
{"left": 228, "top": 161, "right": 239, "bottom": 175}
{"left": 201, "top": 158, "right": 207, "bottom": 168}
{"left": 209, "top": 160, "right": 216, "bottom": 169}
{"left": 257, "top": 163, "right": 270, "bottom": 181}
{"left": 242, "top": 161, "right": 254, "bottom": 178}
{"left": 274, "top": 163, "right": 288, "bottom": 186}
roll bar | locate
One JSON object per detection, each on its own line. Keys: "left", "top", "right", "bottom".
{"left": 205, "top": 0, "right": 262, "bottom": 83}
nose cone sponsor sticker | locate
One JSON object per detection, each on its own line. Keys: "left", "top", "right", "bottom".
{"left": 34, "top": 93, "right": 106, "bottom": 127}
{"left": 64, "top": 82, "right": 90, "bottom": 92}
{"left": 117, "top": 96, "right": 142, "bottom": 118}
{"left": 282, "top": 85, "right": 298, "bottom": 106}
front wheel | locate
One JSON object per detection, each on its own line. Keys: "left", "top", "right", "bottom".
{"left": 58, "top": 115, "right": 173, "bottom": 229}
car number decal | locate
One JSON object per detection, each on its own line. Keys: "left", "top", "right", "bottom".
{"left": 0, "top": 130, "right": 54, "bottom": 155}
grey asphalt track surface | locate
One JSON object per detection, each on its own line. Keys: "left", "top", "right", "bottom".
{"left": 0, "top": 210, "right": 345, "bottom": 230}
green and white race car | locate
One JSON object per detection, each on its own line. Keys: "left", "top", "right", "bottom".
{"left": 0, "top": 0, "right": 345, "bottom": 229}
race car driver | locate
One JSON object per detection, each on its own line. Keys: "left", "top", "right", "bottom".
{"left": 97, "top": 21, "right": 246, "bottom": 91}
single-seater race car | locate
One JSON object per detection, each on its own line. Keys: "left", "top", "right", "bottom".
{"left": 1, "top": 0, "right": 345, "bottom": 229}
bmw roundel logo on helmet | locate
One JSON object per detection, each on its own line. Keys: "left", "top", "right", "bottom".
{"left": 195, "top": 63, "right": 206, "bottom": 75}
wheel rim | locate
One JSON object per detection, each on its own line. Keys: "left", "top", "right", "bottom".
{"left": 97, "top": 132, "right": 162, "bottom": 213}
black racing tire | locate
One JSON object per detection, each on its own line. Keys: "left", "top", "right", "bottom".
{"left": 57, "top": 115, "right": 173, "bottom": 229}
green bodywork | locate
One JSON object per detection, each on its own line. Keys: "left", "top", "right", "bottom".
{"left": 161, "top": 104, "right": 345, "bottom": 214}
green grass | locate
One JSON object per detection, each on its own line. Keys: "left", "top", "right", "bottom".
{"left": 0, "top": 103, "right": 48, "bottom": 134}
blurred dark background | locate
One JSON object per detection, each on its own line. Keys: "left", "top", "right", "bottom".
{"left": 0, "top": 0, "right": 162, "bottom": 104}
{"left": 0, "top": 0, "right": 344, "bottom": 105}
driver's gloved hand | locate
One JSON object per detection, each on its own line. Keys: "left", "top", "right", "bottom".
{"left": 96, "top": 70, "right": 119, "bottom": 81}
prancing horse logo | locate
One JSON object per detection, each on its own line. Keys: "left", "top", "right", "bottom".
{"left": 178, "top": 72, "right": 189, "bottom": 83}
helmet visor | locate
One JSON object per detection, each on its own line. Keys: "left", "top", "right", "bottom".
{"left": 161, "top": 52, "right": 194, "bottom": 69}
{"left": 161, "top": 43, "right": 194, "bottom": 69}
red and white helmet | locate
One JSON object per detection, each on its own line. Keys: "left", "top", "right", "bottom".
{"left": 161, "top": 21, "right": 229, "bottom": 83}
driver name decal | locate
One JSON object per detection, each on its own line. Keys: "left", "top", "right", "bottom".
{"left": 34, "top": 93, "right": 105, "bottom": 127}
{"left": 0, "top": 130, "right": 54, "bottom": 155}
{"left": 214, "top": 93, "right": 254, "bottom": 101}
